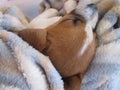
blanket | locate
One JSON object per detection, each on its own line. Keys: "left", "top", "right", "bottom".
{"left": 0, "top": 30, "right": 64, "bottom": 90}
{"left": 81, "top": 3, "right": 120, "bottom": 90}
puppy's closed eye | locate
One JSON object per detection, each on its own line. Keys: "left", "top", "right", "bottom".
{"left": 71, "top": 16, "right": 86, "bottom": 26}
{"left": 63, "top": 17, "right": 84, "bottom": 26}
{"left": 72, "top": 17, "right": 81, "bottom": 25}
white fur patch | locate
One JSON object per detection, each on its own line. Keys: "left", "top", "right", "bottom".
{"left": 78, "top": 11, "right": 98, "bottom": 56}
{"left": 79, "top": 23, "right": 93, "bottom": 56}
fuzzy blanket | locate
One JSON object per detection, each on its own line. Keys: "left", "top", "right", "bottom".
{"left": 0, "top": 1, "right": 65, "bottom": 90}
{"left": 0, "top": 30, "right": 64, "bottom": 90}
{"left": 81, "top": 3, "right": 120, "bottom": 90}
{"left": 2, "top": 0, "right": 120, "bottom": 90}
{"left": 81, "top": 40, "right": 120, "bottom": 90}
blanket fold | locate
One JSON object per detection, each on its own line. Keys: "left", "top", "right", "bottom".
{"left": 0, "top": 30, "right": 64, "bottom": 90}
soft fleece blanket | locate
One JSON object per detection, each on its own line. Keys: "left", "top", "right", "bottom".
{"left": 81, "top": 3, "right": 120, "bottom": 90}
{"left": 0, "top": 30, "right": 64, "bottom": 90}
{"left": 81, "top": 40, "right": 120, "bottom": 90}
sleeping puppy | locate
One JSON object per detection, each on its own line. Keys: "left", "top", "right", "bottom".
{"left": 18, "top": 4, "right": 98, "bottom": 90}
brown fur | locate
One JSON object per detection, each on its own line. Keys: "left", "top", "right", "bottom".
{"left": 18, "top": 14, "right": 96, "bottom": 90}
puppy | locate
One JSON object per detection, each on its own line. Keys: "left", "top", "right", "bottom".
{"left": 18, "top": 4, "right": 98, "bottom": 90}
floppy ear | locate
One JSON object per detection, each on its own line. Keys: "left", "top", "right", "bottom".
{"left": 18, "top": 29, "right": 47, "bottom": 52}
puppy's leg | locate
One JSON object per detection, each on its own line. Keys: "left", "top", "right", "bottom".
{"left": 0, "top": 30, "right": 64, "bottom": 90}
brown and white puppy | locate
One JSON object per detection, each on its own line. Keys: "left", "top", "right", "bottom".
{"left": 18, "top": 4, "right": 98, "bottom": 90}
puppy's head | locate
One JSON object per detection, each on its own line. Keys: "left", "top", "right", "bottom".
{"left": 18, "top": 8, "right": 98, "bottom": 77}
{"left": 42, "top": 12, "right": 97, "bottom": 77}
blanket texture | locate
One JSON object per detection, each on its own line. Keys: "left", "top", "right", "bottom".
{"left": 81, "top": 2, "right": 120, "bottom": 90}
{"left": 0, "top": 30, "right": 64, "bottom": 90}
{"left": 81, "top": 40, "right": 120, "bottom": 90}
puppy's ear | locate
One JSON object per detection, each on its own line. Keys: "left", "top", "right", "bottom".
{"left": 18, "top": 29, "right": 47, "bottom": 52}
